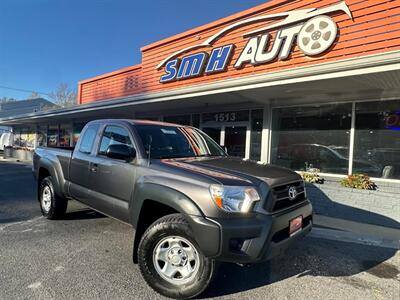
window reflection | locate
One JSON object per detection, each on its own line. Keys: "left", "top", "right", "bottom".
{"left": 271, "top": 104, "right": 353, "bottom": 174}
{"left": 354, "top": 100, "right": 400, "bottom": 179}
{"left": 99, "top": 126, "right": 133, "bottom": 155}
{"left": 250, "top": 109, "right": 263, "bottom": 161}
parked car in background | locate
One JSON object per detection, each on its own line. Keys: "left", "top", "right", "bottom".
{"left": 0, "top": 132, "right": 13, "bottom": 151}
{"left": 33, "top": 119, "right": 313, "bottom": 299}
{"left": 273, "top": 144, "right": 382, "bottom": 177}
{"left": 366, "top": 148, "right": 400, "bottom": 179}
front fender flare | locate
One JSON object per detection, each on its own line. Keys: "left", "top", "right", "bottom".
{"left": 130, "top": 182, "right": 203, "bottom": 227}
{"left": 130, "top": 182, "right": 221, "bottom": 261}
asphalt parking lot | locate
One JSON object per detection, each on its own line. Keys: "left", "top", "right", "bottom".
{"left": 0, "top": 160, "right": 399, "bottom": 299}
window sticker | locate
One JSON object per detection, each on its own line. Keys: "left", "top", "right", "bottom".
{"left": 161, "top": 129, "right": 177, "bottom": 135}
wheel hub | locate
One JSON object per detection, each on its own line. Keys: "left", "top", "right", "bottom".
{"left": 41, "top": 186, "right": 52, "bottom": 212}
{"left": 168, "top": 247, "right": 188, "bottom": 266}
{"left": 153, "top": 236, "right": 200, "bottom": 285}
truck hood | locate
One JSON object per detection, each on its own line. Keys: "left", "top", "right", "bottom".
{"left": 157, "top": 156, "right": 301, "bottom": 187}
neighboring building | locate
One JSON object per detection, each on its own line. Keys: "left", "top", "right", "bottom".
{"left": 0, "top": 98, "right": 57, "bottom": 148}
{"left": 0, "top": 0, "right": 399, "bottom": 182}
{"left": 0, "top": 98, "right": 57, "bottom": 119}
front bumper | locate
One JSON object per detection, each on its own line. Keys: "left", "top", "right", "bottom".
{"left": 190, "top": 201, "right": 313, "bottom": 263}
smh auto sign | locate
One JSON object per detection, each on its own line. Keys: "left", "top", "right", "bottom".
{"left": 158, "top": 1, "right": 353, "bottom": 83}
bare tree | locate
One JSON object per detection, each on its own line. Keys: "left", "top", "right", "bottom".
{"left": 49, "top": 83, "right": 77, "bottom": 108}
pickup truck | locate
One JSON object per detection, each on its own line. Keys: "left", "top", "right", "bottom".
{"left": 33, "top": 119, "right": 313, "bottom": 299}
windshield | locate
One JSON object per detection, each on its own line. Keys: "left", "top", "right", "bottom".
{"left": 135, "top": 124, "right": 226, "bottom": 159}
{"left": 328, "top": 146, "right": 348, "bottom": 159}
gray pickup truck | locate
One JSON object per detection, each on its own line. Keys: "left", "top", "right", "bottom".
{"left": 33, "top": 119, "right": 312, "bottom": 299}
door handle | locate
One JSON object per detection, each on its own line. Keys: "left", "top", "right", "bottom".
{"left": 90, "top": 163, "right": 98, "bottom": 173}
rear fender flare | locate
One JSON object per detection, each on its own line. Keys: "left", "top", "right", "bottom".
{"left": 37, "top": 158, "right": 65, "bottom": 198}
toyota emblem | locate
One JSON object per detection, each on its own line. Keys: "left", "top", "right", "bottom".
{"left": 288, "top": 186, "right": 298, "bottom": 200}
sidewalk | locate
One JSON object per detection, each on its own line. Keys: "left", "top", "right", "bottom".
{"left": 0, "top": 156, "right": 32, "bottom": 163}
{"left": 312, "top": 214, "right": 400, "bottom": 249}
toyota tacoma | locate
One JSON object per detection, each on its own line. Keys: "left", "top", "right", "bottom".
{"left": 33, "top": 119, "right": 313, "bottom": 299}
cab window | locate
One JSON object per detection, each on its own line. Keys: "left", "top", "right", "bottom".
{"left": 79, "top": 124, "right": 99, "bottom": 154}
{"left": 98, "top": 125, "right": 133, "bottom": 156}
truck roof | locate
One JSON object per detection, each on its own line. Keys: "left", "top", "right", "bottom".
{"left": 87, "top": 119, "right": 189, "bottom": 128}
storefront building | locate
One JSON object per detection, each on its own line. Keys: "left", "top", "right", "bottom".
{"left": 1, "top": 0, "right": 400, "bottom": 184}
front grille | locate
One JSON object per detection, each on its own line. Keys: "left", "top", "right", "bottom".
{"left": 269, "top": 181, "right": 306, "bottom": 212}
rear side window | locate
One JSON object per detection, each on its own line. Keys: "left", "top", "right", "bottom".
{"left": 79, "top": 125, "right": 99, "bottom": 154}
{"left": 98, "top": 126, "right": 133, "bottom": 155}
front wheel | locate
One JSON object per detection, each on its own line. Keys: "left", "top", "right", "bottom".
{"left": 138, "top": 214, "right": 215, "bottom": 299}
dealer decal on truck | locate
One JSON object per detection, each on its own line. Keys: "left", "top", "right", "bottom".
{"left": 158, "top": 1, "right": 353, "bottom": 83}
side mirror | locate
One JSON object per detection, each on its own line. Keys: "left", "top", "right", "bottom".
{"left": 106, "top": 144, "right": 136, "bottom": 162}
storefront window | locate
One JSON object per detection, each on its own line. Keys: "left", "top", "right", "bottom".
{"left": 192, "top": 114, "right": 200, "bottom": 128}
{"left": 250, "top": 109, "right": 263, "bottom": 161}
{"left": 47, "top": 125, "right": 59, "bottom": 147}
{"left": 136, "top": 116, "right": 160, "bottom": 121}
{"left": 271, "top": 104, "right": 352, "bottom": 174}
{"left": 73, "top": 123, "right": 86, "bottom": 146}
{"left": 37, "top": 125, "right": 47, "bottom": 147}
{"left": 13, "top": 128, "right": 21, "bottom": 147}
{"left": 354, "top": 100, "right": 400, "bottom": 179}
{"left": 164, "top": 115, "right": 191, "bottom": 126}
{"left": 59, "top": 124, "right": 72, "bottom": 147}
{"left": 19, "top": 127, "right": 35, "bottom": 148}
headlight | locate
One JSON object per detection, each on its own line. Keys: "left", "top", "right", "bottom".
{"left": 210, "top": 185, "right": 260, "bottom": 213}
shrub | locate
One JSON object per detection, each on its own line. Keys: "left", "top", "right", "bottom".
{"left": 340, "top": 174, "right": 377, "bottom": 190}
{"left": 301, "top": 169, "right": 324, "bottom": 184}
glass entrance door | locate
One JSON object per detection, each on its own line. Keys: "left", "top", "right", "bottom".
{"left": 202, "top": 124, "right": 248, "bottom": 158}
{"left": 202, "top": 127, "right": 221, "bottom": 145}
{"left": 224, "top": 126, "right": 247, "bottom": 157}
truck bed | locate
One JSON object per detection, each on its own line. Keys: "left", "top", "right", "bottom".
{"left": 33, "top": 147, "right": 74, "bottom": 182}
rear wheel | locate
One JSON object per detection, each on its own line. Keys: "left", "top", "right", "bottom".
{"left": 138, "top": 214, "right": 215, "bottom": 299}
{"left": 39, "top": 176, "right": 67, "bottom": 219}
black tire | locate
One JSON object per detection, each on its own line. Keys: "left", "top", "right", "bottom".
{"left": 138, "top": 213, "right": 215, "bottom": 299}
{"left": 39, "top": 176, "right": 67, "bottom": 219}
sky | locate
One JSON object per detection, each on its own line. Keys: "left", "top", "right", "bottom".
{"left": 0, "top": 0, "right": 267, "bottom": 100}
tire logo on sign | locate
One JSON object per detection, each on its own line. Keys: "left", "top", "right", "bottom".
{"left": 288, "top": 186, "right": 298, "bottom": 201}
{"left": 297, "top": 15, "right": 338, "bottom": 56}
{"left": 158, "top": 1, "right": 353, "bottom": 83}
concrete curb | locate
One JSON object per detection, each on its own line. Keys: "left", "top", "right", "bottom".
{"left": 310, "top": 227, "right": 400, "bottom": 249}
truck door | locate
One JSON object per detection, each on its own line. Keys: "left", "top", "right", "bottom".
{"left": 87, "top": 125, "right": 136, "bottom": 223}
{"left": 69, "top": 124, "right": 100, "bottom": 202}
